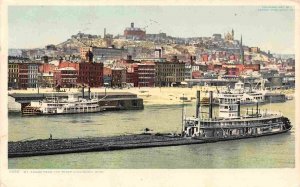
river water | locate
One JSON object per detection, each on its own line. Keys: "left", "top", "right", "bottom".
{"left": 8, "top": 100, "right": 295, "bottom": 169}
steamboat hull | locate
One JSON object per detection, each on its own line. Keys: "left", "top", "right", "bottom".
{"left": 22, "top": 106, "right": 104, "bottom": 116}
{"left": 22, "top": 109, "right": 104, "bottom": 116}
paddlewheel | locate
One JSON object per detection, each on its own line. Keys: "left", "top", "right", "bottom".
{"left": 22, "top": 106, "right": 42, "bottom": 116}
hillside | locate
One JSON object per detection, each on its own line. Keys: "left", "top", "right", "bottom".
{"left": 56, "top": 37, "right": 198, "bottom": 58}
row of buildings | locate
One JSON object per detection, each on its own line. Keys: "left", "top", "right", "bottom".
{"left": 9, "top": 50, "right": 267, "bottom": 90}
{"left": 8, "top": 60, "right": 104, "bottom": 89}
{"left": 8, "top": 53, "right": 185, "bottom": 89}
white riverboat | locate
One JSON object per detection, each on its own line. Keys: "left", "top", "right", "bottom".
{"left": 183, "top": 91, "right": 292, "bottom": 139}
{"left": 216, "top": 82, "right": 266, "bottom": 105}
{"left": 22, "top": 93, "right": 104, "bottom": 116}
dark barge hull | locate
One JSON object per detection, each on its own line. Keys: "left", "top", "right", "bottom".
{"left": 8, "top": 128, "right": 291, "bottom": 158}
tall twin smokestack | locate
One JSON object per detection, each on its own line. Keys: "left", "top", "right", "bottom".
{"left": 196, "top": 91, "right": 200, "bottom": 118}
{"left": 209, "top": 91, "right": 213, "bottom": 119}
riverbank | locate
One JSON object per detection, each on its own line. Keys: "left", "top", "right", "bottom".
{"left": 8, "top": 86, "right": 295, "bottom": 106}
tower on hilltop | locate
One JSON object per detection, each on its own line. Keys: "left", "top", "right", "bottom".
{"left": 225, "top": 29, "right": 234, "bottom": 41}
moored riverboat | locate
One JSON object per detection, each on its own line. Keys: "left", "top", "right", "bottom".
{"left": 22, "top": 93, "right": 104, "bottom": 116}
{"left": 216, "top": 82, "right": 265, "bottom": 105}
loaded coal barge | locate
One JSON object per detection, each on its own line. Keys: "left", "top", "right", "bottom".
{"left": 8, "top": 91, "right": 292, "bottom": 158}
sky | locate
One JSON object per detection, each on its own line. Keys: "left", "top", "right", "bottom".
{"left": 8, "top": 6, "right": 295, "bottom": 54}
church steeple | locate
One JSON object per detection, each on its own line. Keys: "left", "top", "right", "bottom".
{"left": 240, "top": 35, "right": 244, "bottom": 65}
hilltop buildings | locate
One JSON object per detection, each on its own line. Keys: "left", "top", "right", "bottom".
{"left": 124, "top": 22, "right": 146, "bottom": 40}
{"left": 80, "top": 46, "right": 125, "bottom": 61}
{"left": 8, "top": 27, "right": 295, "bottom": 90}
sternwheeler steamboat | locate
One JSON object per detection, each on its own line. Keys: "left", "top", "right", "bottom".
{"left": 183, "top": 91, "right": 292, "bottom": 139}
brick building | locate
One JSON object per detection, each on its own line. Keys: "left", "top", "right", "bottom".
{"left": 27, "top": 63, "right": 39, "bottom": 88}
{"left": 137, "top": 62, "right": 155, "bottom": 87}
{"left": 111, "top": 68, "right": 126, "bottom": 88}
{"left": 103, "top": 67, "right": 112, "bottom": 87}
{"left": 244, "top": 64, "right": 260, "bottom": 72}
{"left": 250, "top": 47, "right": 260, "bottom": 53}
{"left": 201, "top": 54, "right": 209, "bottom": 62}
{"left": 8, "top": 63, "right": 19, "bottom": 89}
{"left": 54, "top": 67, "right": 78, "bottom": 88}
{"left": 126, "top": 64, "right": 139, "bottom": 87}
{"left": 58, "top": 61, "right": 79, "bottom": 70}
{"left": 39, "top": 63, "right": 56, "bottom": 74}
{"left": 77, "top": 63, "right": 104, "bottom": 87}
{"left": 38, "top": 63, "right": 56, "bottom": 88}
{"left": 39, "top": 72, "right": 54, "bottom": 88}
{"left": 18, "top": 63, "right": 28, "bottom": 89}
{"left": 155, "top": 57, "right": 185, "bottom": 87}
{"left": 124, "top": 22, "right": 146, "bottom": 40}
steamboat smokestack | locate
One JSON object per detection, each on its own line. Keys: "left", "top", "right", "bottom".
{"left": 82, "top": 86, "right": 85, "bottom": 98}
{"left": 196, "top": 91, "right": 200, "bottom": 118}
{"left": 209, "top": 91, "right": 213, "bottom": 119}
{"left": 237, "top": 101, "right": 241, "bottom": 117}
{"left": 256, "top": 102, "right": 259, "bottom": 117}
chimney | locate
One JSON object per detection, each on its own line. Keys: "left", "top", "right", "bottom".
{"left": 59, "top": 56, "right": 63, "bottom": 64}
{"left": 86, "top": 50, "right": 93, "bottom": 63}
{"left": 172, "top": 55, "right": 178, "bottom": 62}
{"left": 43, "top": 56, "right": 48, "bottom": 63}
{"left": 127, "top": 55, "right": 132, "bottom": 61}
{"left": 104, "top": 28, "right": 106, "bottom": 38}
{"left": 190, "top": 56, "right": 194, "bottom": 65}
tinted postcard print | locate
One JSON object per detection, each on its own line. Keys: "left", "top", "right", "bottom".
{"left": 5, "top": 3, "right": 296, "bottom": 170}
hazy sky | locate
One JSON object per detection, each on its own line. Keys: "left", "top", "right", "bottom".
{"left": 8, "top": 6, "right": 295, "bottom": 54}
